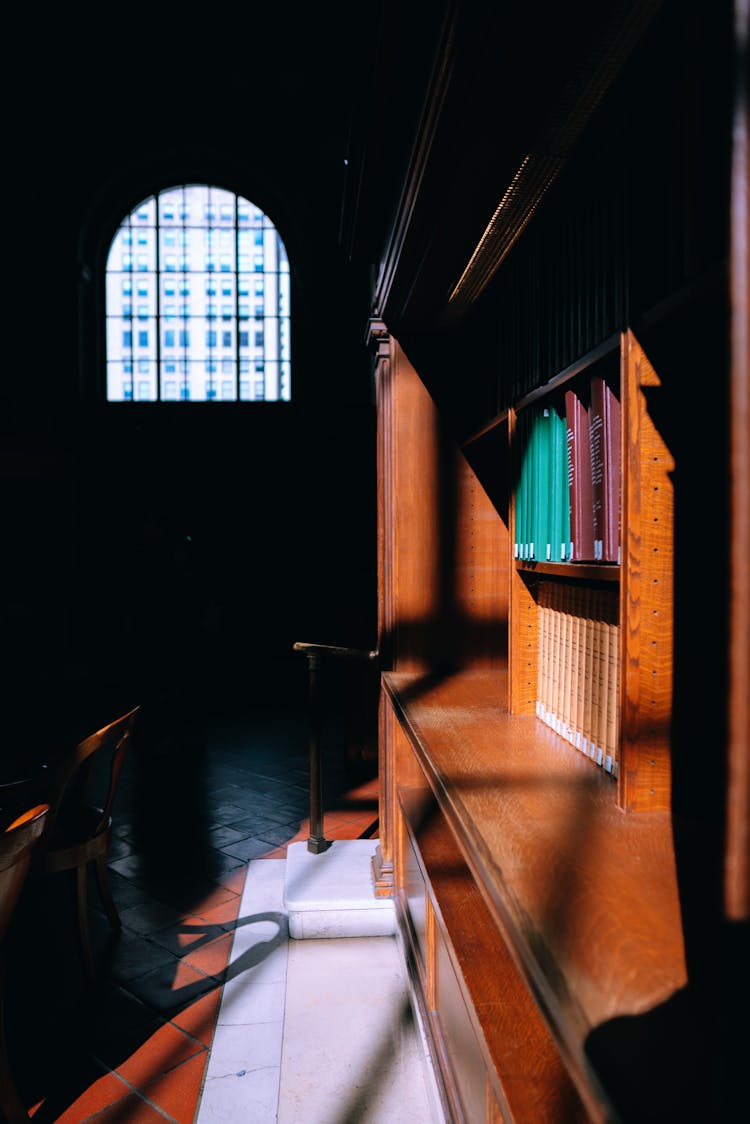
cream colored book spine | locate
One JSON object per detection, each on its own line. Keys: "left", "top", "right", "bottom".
{"left": 568, "top": 586, "right": 582, "bottom": 749}
{"left": 537, "top": 584, "right": 549, "bottom": 723}
{"left": 606, "top": 619, "right": 620, "bottom": 776}
{"left": 557, "top": 588, "right": 569, "bottom": 738}
{"left": 575, "top": 591, "right": 588, "bottom": 753}
{"left": 596, "top": 594, "right": 610, "bottom": 769}
{"left": 549, "top": 583, "right": 561, "bottom": 733}
{"left": 589, "top": 591, "right": 602, "bottom": 763}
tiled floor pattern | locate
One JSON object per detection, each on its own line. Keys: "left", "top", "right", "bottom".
{"left": 3, "top": 687, "right": 384, "bottom": 1123}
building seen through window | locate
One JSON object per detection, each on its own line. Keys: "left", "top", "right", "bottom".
{"left": 106, "top": 185, "right": 291, "bottom": 402}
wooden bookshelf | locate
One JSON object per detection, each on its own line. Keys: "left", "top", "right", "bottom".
{"left": 507, "top": 329, "right": 672, "bottom": 810}
{"left": 372, "top": 325, "right": 679, "bottom": 1120}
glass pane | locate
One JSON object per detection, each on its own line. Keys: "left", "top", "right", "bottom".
{"left": 264, "top": 271, "right": 278, "bottom": 315}
{"left": 133, "top": 197, "right": 156, "bottom": 225}
{"left": 134, "top": 317, "right": 158, "bottom": 359}
{"left": 279, "top": 272, "right": 290, "bottom": 317}
{"left": 107, "top": 361, "right": 133, "bottom": 401}
{"left": 263, "top": 227, "right": 279, "bottom": 272}
{"left": 280, "top": 360, "right": 291, "bottom": 401}
{"left": 212, "top": 186, "right": 235, "bottom": 218}
{"left": 159, "top": 186, "right": 183, "bottom": 225}
{"left": 185, "top": 184, "right": 210, "bottom": 225}
{"left": 133, "top": 360, "right": 157, "bottom": 400}
{"left": 107, "top": 318, "right": 133, "bottom": 359}
{"left": 262, "top": 317, "right": 278, "bottom": 361}
{"left": 279, "top": 317, "right": 291, "bottom": 362}
{"left": 263, "top": 361, "right": 280, "bottom": 401}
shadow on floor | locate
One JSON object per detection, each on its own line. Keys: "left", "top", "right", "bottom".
{"left": 1, "top": 667, "right": 378, "bottom": 1121}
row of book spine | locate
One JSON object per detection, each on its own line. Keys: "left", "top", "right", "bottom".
{"left": 514, "top": 402, "right": 570, "bottom": 562}
{"left": 514, "top": 373, "right": 621, "bottom": 564}
{"left": 536, "top": 582, "right": 620, "bottom": 776}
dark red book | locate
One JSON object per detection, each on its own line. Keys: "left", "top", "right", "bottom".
{"left": 565, "top": 386, "right": 596, "bottom": 561}
{"left": 589, "top": 375, "right": 621, "bottom": 563}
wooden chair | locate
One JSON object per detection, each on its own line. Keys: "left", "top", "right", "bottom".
{"left": 0, "top": 803, "right": 49, "bottom": 1124}
{"left": 30, "top": 706, "right": 140, "bottom": 981}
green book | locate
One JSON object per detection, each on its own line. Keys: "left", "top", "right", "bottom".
{"left": 531, "top": 408, "right": 544, "bottom": 561}
{"left": 538, "top": 406, "right": 554, "bottom": 561}
{"left": 550, "top": 405, "right": 562, "bottom": 562}
{"left": 522, "top": 409, "right": 532, "bottom": 560}
{"left": 559, "top": 402, "right": 571, "bottom": 560}
{"left": 514, "top": 411, "right": 527, "bottom": 559}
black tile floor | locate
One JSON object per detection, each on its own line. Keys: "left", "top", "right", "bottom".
{"left": 1, "top": 665, "right": 378, "bottom": 1122}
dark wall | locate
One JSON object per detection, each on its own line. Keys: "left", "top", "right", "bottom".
{"left": 0, "top": 6, "right": 380, "bottom": 709}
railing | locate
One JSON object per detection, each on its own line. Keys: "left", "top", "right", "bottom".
{"left": 293, "top": 642, "right": 379, "bottom": 854}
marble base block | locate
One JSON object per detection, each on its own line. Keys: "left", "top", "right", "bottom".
{"left": 283, "top": 839, "right": 396, "bottom": 939}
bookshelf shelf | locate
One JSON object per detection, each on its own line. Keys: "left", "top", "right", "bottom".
{"left": 515, "top": 560, "right": 620, "bottom": 583}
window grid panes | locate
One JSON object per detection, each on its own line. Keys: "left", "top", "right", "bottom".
{"left": 106, "top": 185, "right": 291, "bottom": 402}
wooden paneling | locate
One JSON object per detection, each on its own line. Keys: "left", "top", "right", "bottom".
{"left": 372, "top": 687, "right": 395, "bottom": 896}
{"left": 619, "top": 329, "right": 674, "bottom": 811}
{"left": 398, "top": 779, "right": 592, "bottom": 1122}
{"left": 434, "top": 926, "right": 489, "bottom": 1124}
{"left": 402, "top": 829, "right": 429, "bottom": 981}
{"left": 375, "top": 331, "right": 508, "bottom": 675}
{"left": 509, "top": 569, "right": 538, "bottom": 716}
{"left": 508, "top": 409, "right": 539, "bottom": 715}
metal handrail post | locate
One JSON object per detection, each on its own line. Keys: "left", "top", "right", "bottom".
{"left": 304, "top": 649, "right": 330, "bottom": 854}
{"left": 293, "top": 641, "right": 379, "bottom": 856}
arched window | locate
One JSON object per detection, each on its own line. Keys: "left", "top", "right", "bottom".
{"left": 105, "top": 185, "right": 291, "bottom": 402}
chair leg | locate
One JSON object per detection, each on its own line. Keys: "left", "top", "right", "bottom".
{"left": 0, "top": 959, "right": 29, "bottom": 1123}
{"left": 94, "top": 852, "right": 121, "bottom": 932}
{"left": 75, "top": 863, "right": 96, "bottom": 981}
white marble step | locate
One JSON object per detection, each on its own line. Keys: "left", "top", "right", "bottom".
{"left": 195, "top": 855, "right": 442, "bottom": 1124}
{"left": 283, "top": 839, "right": 396, "bottom": 939}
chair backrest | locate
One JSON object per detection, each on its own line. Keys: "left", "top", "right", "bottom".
{"left": 43, "top": 706, "right": 141, "bottom": 841}
{"left": 0, "top": 804, "right": 49, "bottom": 940}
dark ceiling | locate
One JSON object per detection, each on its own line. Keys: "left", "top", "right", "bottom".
{"left": 1, "top": 1, "right": 438, "bottom": 273}
{"left": 0, "top": 0, "right": 677, "bottom": 338}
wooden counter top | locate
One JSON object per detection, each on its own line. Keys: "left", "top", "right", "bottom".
{"left": 383, "top": 667, "right": 687, "bottom": 1089}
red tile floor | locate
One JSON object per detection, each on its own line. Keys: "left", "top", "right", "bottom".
{"left": 3, "top": 676, "right": 378, "bottom": 1123}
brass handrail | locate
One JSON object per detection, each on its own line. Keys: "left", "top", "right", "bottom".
{"left": 293, "top": 642, "right": 379, "bottom": 854}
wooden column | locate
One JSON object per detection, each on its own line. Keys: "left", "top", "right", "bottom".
{"left": 369, "top": 316, "right": 396, "bottom": 895}
{"left": 618, "top": 329, "right": 674, "bottom": 812}
{"left": 727, "top": 0, "right": 750, "bottom": 920}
